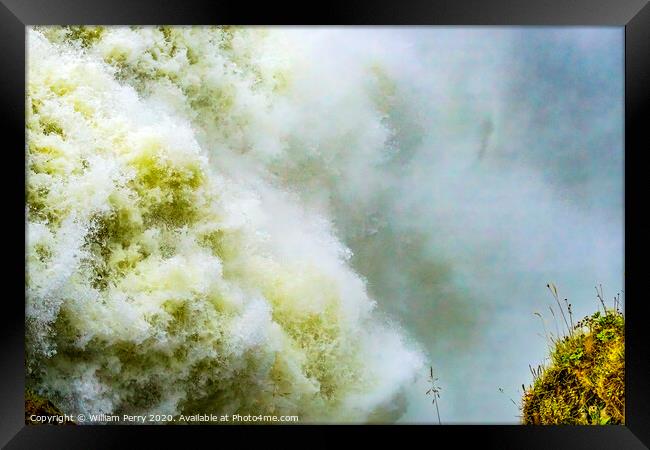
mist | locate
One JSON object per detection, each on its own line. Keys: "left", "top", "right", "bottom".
{"left": 26, "top": 26, "right": 623, "bottom": 423}
{"left": 297, "top": 27, "right": 624, "bottom": 423}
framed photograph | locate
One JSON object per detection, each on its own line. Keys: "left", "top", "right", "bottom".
{"left": 1, "top": 0, "right": 647, "bottom": 448}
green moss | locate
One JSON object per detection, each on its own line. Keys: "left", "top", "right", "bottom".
{"left": 522, "top": 308, "right": 624, "bottom": 425}
{"left": 25, "top": 389, "right": 75, "bottom": 425}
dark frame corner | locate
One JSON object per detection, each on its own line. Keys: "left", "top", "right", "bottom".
{"left": 1, "top": 1, "right": 648, "bottom": 448}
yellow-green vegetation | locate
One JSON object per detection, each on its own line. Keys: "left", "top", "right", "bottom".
{"left": 521, "top": 286, "right": 624, "bottom": 425}
{"left": 25, "top": 389, "right": 75, "bottom": 425}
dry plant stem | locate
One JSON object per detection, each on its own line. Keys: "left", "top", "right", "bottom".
{"left": 426, "top": 366, "right": 442, "bottom": 425}
{"left": 547, "top": 283, "right": 572, "bottom": 337}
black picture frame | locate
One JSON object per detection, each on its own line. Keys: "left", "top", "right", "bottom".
{"left": 1, "top": 1, "right": 647, "bottom": 448}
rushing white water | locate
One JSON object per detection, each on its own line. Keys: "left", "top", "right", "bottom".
{"left": 26, "top": 26, "right": 623, "bottom": 423}
{"left": 25, "top": 26, "right": 426, "bottom": 422}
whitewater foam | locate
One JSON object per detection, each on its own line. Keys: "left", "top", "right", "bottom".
{"left": 26, "top": 26, "right": 425, "bottom": 423}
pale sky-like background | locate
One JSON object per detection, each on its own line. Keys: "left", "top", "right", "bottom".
{"left": 324, "top": 27, "right": 624, "bottom": 423}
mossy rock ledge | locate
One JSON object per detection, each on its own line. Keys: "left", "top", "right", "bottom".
{"left": 522, "top": 308, "right": 624, "bottom": 425}
{"left": 25, "top": 390, "right": 76, "bottom": 425}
